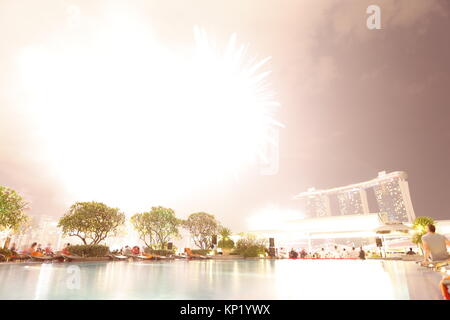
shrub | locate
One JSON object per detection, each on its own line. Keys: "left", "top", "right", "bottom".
{"left": 240, "top": 246, "right": 265, "bottom": 258}
{"left": 218, "top": 239, "right": 235, "bottom": 249}
{"left": 68, "top": 244, "right": 109, "bottom": 257}
{"left": 191, "top": 249, "right": 210, "bottom": 256}
{"left": 0, "top": 248, "right": 12, "bottom": 257}
{"left": 144, "top": 248, "right": 175, "bottom": 256}
{"left": 234, "top": 235, "right": 267, "bottom": 258}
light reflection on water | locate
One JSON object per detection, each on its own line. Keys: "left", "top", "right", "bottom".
{"left": 0, "top": 260, "right": 442, "bottom": 299}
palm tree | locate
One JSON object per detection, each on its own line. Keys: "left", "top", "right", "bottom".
{"left": 411, "top": 216, "right": 436, "bottom": 254}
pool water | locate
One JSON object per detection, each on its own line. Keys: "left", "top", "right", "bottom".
{"left": 0, "top": 259, "right": 443, "bottom": 299}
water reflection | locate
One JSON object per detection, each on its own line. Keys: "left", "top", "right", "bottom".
{"left": 0, "top": 260, "right": 442, "bottom": 299}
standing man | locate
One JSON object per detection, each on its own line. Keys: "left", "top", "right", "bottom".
{"left": 421, "top": 224, "right": 450, "bottom": 265}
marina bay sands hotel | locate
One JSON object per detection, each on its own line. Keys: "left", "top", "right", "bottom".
{"left": 295, "top": 171, "right": 416, "bottom": 224}
{"left": 250, "top": 171, "right": 449, "bottom": 246}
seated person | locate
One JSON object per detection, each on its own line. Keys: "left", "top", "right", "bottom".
{"left": 289, "top": 248, "right": 298, "bottom": 259}
{"left": 350, "top": 247, "right": 358, "bottom": 258}
{"left": 44, "top": 243, "right": 54, "bottom": 256}
{"left": 131, "top": 246, "right": 140, "bottom": 255}
{"left": 9, "top": 243, "right": 18, "bottom": 256}
{"left": 358, "top": 247, "right": 366, "bottom": 260}
{"left": 422, "top": 224, "right": 450, "bottom": 265}
{"left": 122, "top": 246, "right": 132, "bottom": 255}
{"left": 299, "top": 249, "right": 307, "bottom": 259}
{"left": 61, "top": 243, "right": 71, "bottom": 255}
{"left": 26, "top": 242, "right": 37, "bottom": 255}
{"left": 30, "top": 242, "right": 44, "bottom": 257}
{"left": 406, "top": 248, "right": 416, "bottom": 255}
{"left": 332, "top": 246, "right": 341, "bottom": 258}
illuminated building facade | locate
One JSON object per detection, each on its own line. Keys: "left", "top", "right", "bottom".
{"left": 337, "top": 189, "right": 369, "bottom": 216}
{"left": 295, "top": 171, "right": 416, "bottom": 223}
{"left": 373, "top": 174, "right": 415, "bottom": 223}
{"left": 305, "top": 188, "right": 331, "bottom": 217}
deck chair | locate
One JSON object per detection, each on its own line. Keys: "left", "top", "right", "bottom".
{"left": 108, "top": 254, "right": 128, "bottom": 261}
{"left": 61, "top": 253, "right": 86, "bottom": 261}
{"left": 134, "top": 254, "right": 154, "bottom": 261}
{"left": 29, "top": 254, "right": 57, "bottom": 262}
{"left": 184, "top": 248, "right": 209, "bottom": 259}
{"left": 9, "top": 254, "right": 30, "bottom": 262}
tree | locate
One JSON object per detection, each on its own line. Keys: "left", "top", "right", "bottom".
{"left": 0, "top": 186, "right": 28, "bottom": 233}
{"left": 131, "top": 206, "right": 180, "bottom": 249}
{"left": 58, "top": 201, "right": 125, "bottom": 245}
{"left": 183, "top": 212, "right": 220, "bottom": 249}
{"left": 411, "top": 216, "right": 436, "bottom": 254}
{"left": 219, "top": 227, "right": 232, "bottom": 239}
{"left": 218, "top": 226, "right": 234, "bottom": 249}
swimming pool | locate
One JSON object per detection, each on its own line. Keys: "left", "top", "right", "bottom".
{"left": 0, "top": 259, "right": 443, "bottom": 299}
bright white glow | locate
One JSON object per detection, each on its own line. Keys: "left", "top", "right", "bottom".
{"left": 250, "top": 213, "right": 381, "bottom": 234}
{"left": 16, "top": 9, "right": 281, "bottom": 213}
{"left": 273, "top": 260, "right": 406, "bottom": 299}
{"left": 247, "top": 205, "right": 304, "bottom": 230}
{"left": 34, "top": 264, "right": 53, "bottom": 299}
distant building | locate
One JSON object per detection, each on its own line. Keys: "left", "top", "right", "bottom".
{"left": 305, "top": 188, "right": 331, "bottom": 217}
{"left": 295, "top": 171, "right": 416, "bottom": 223}
{"left": 373, "top": 172, "right": 415, "bottom": 223}
{"left": 337, "top": 189, "right": 369, "bottom": 216}
{"left": 11, "top": 215, "right": 62, "bottom": 250}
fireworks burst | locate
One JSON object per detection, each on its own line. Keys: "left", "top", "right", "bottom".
{"left": 187, "top": 26, "right": 283, "bottom": 170}
{"left": 17, "top": 22, "right": 282, "bottom": 210}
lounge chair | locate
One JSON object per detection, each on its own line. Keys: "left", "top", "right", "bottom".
{"left": 184, "top": 248, "right": 210, "bottom": 260}
{"left": 432, "top": 260, "right": 450, "bottom": 271}
{"left": 417, "top": 259, "right": 450, "bottom": 270}
{"left": 61, "top": 253, "right": 87, "bottom": 262}
{"left": 134, "top": 254, "right": 154, "bottom": 261}
{"left": 29, "top": 254, "right": 58, "bottom": 262}
{"left": 123, "top": 253, "right": 140, "bottom": 259}
{"left": 9, "top": 254, "right": 30, "bottom": 262}
{"left": 0, "top": 254, "right": 6, "bottom": 262}
{"left": 152, "top": 254, "right": 174, "bottom": 260}
{"left": 108, "top": 254, "right": 129, "bottom": 261}
{"left": 172, "top": 254, "right": 188, "bottom": 260}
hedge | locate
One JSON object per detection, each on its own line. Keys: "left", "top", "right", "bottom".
{"left": 144, "top": 248, "right": 175, "bottom": 256}
{"left": 237, "top": 246, "right": 266, "bottom": 258}
{"left": 191, "top": 249, "right": 210, "bottom": 256}
{"left": 68, "top": 245, "right": 109, "bottom": 257}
